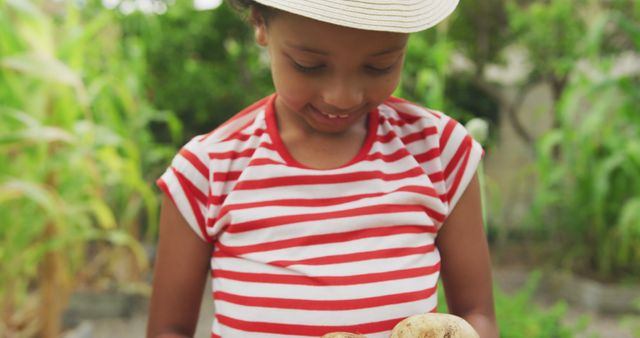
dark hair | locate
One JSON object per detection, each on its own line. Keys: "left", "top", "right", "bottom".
{"left": 226, "top": 0, "right": 276, "bottom": 24}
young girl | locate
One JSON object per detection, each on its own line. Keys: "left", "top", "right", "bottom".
{"left": 147, "top": 1, "right": 498, "bottom": 337}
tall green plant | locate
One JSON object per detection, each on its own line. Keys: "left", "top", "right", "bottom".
{"left": 0, "top": 1, "right": 176, "bottom": 336}
{"left": 530, "top": 8, "right": 640, "bottom": 279}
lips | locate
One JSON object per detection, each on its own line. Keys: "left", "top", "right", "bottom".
{"left": 310, "top": 105, "right": 356, "bottom": 120}
{"left": 320, "top": 111, "right": 349, "bottom": 119}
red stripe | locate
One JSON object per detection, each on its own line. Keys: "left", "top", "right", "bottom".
{"left": 208, "top": 148, "right": 256, "bottom": 160}
{"left": 172, "top": 167, "right": 211, "bottom": 242}
{"left": 217, "top": 314, "right": 405, "bottom": 336}
{"left": 233, "top": 167, "right": 425, "bottom": 190}
{"left": 222, "top": 127, "right": 266, "bottom": 142}
{"left": 439, "top": 118, "right": 457, "bottom": 150}
{"left": 260, "top": 141, "right": 278, "bottom": 151}
{"left": 446, "top": 138, "right": 473, "bottom": 204}
{"left": 209, "top": 194, "right": 227, "bottom": 206}
{"left": 383, "top": 116, "right": 413, "bottom": 127}
{"left": 377, "top": 130, "right": 397, "bottom": 144}
{"left": 428, "top": 171, "right": 444, "bottom": 184}
{"left": 214, "top": 286, "right": 436, "bottom": 311}
{"left": 248, "top": 149, "right": 410, "bottom": 168}
{"left": 213, "top": 171, "right": 242, "bottom": 182}
{"left": 413, "top": 147, "right": 440, "bottom": 163}
{"left": 214, "top": 225, "right": 435, "bottom": 256}
{"left": 219, "top": 119, "right": 254, "bottom": 143}
{"left": 156, "top": 178, "right": 177, "bottom": 207}
{"left": 400, "top": 127, "right": 438, "bottom": 145}
{"left": 178, "top": 148, "right": 208, "bottom": 179}
{"left": 395, "top": 110, "right": 423, "bottom": 124}
{"left": 172, "top": 168, "right": 207, "bottom": 205}
{"left": 269, "top": 243, "right": 436, "bottom": 267}
{"left": 227, "top": 204, "right": 444, "bottom": 234}
{"left": 364, "top": 148, "right": 411, "bottom": 163}
{"left": 212, "top": 263, "right": 440, "bottom": 286}
{"left": 247, "top": 158, "right": 283, "bottom": 166}
{"left": 444, "top": 136, "right": 471, "bottom": 178}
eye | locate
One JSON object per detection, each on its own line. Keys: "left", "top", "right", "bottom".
{"left": 292, "top": 60, "right": 325, "bottom": 73}
{"left": 365, "top": 64, "right": 395, "bottom": 75}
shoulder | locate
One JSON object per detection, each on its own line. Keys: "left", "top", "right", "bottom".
{"left": 182, "top": 95, "right": 272, "bottom": 155}
{"left": 169, "top": 95, "right": 272, "bottom": 180}
{"left": 195, "top": 95, "right": 272, "bottom": 146}
{"left": 380, "top": 96, "right": 462, "bottom": 148}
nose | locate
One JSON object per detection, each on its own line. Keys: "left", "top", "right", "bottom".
{"left": 322, "top": 76, "right": 364, "bottom": 111}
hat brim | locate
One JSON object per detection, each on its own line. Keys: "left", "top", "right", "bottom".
{"left": 253, "top": 0, "right": 459, "bottom": 33}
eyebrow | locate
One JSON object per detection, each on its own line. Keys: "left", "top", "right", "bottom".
{"left": 284, "top": 41, "right": 406, "bottom": 57}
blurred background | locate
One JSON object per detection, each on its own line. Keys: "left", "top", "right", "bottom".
{"left": 1, "top": 0, "right": 639, "bottom": 337}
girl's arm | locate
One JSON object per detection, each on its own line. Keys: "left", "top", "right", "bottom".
{"left": 436, "top": 174, "right": 499, "bottom": 338}
{"left": 146, "top": 196, "right": 213, "bottom": 338}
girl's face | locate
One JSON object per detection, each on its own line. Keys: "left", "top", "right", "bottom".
{"left": 254, "top": 10, "right": 409, "bottom": 136}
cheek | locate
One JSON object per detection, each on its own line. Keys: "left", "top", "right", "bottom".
{"left": 271, "top": 61, "right": 315, "bottom": 108}
{"left": 366, "top": 73, "right": 402, "bottom": 102}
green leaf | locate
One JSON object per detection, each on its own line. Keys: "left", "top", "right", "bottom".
{"left": 89, "top": 199, "right": 117, "bottom": 230}
{"left": 1, "top": 53, "right": 82, "bottom": 87}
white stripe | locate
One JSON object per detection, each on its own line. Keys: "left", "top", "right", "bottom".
{"left": 161, "top": 172, "right": 205, "bottom": 240}
{"left": 226, "top": 231, "right": 435, "bottom": 263}
{"left": 219, "top": 209, "right": 436, "bottom": 247}
{"left": 214, "top": 248, "right": 439, "bottom": 276}
{"left": 171, "top": 154, "right": 209, "bottom": 194}
{"left": 211, "top": 273, "right": 439, "bottom": 300}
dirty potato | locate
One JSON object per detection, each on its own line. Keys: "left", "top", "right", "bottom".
{"left": 320, "top": 332, "right": 367, "bottom": 338}
{"left": 390, "top": 313, "right": 479, "bottom": 338}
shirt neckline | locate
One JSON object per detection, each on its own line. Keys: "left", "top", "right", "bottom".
{"left": 264, "top": 94, "right": 379, "bottom": 171}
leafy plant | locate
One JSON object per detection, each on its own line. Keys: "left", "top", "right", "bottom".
{"left": 495, "top": 272, "right": 587, "bottom": 337}
{"left": 437, "top": 272, "right": 586, "bottom": 337}
{"left": 528, "top": 7, "right": 640, "bottom": 279}
{"left": 0, "top": 1, "right": 176, "bottom": 336}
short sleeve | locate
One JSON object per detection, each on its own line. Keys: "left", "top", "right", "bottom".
{"left": 156, "top": 137, "right": 212, "bottom": 242}
{"left": 438, "top": 115, "right": 484, "bottom": 214}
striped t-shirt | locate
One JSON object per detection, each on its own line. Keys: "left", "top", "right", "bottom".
{"left": 157, "top": 94, "right": 483, "bottom": 338}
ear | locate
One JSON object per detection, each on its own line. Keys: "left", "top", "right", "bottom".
{"left": 250, "top": 8, "right": 268, "bottom": 47}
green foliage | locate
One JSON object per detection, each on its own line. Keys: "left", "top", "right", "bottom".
{"left": 397, "top": 23, "right": 500, "bottom": 134}
{"left": 495, "top": 272, "right": 587, "bottom": 337}
{"left": 528, "top": 7, "right": 640, "bottom": 279}
{"left": 437, "top": 272, "right": 586, "bottom": 337}
{"left": 507, "top": 0, "right": 586, "bottom": 83}
{"left": 0, "top": 0, "right": 176, "bottom": 335}
{"left": 121, "top": 2, "right": 273, "bottom": 139}
{"left": 397, "top": 28, "right": 454, "bottom": 111}
{"left": 449, "top": 0, "right": 511, "bottom": 75}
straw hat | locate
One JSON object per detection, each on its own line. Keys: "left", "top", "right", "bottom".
{"left": 252, "top": 0, "right": 460, "bottom": 33}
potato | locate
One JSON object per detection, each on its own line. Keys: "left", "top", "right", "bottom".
{"left": 320, "top": 332, "right": 367, "bottom": 338}
{"left": 390, "top": 313, "right": 479, "bottom": 338}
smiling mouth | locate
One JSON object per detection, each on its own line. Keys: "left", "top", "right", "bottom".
{"left": 311, "top": 106, "right": 351, "bottom": 119}
{"left": 321, "top": 111, "right": 349, "bottom": 119}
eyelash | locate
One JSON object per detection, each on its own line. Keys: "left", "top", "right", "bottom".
{"left": 292, "top": 61, "right": 324, "bottom": 73}
{"left": 291, "top": 61, "right": 395, "bottom": 75}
